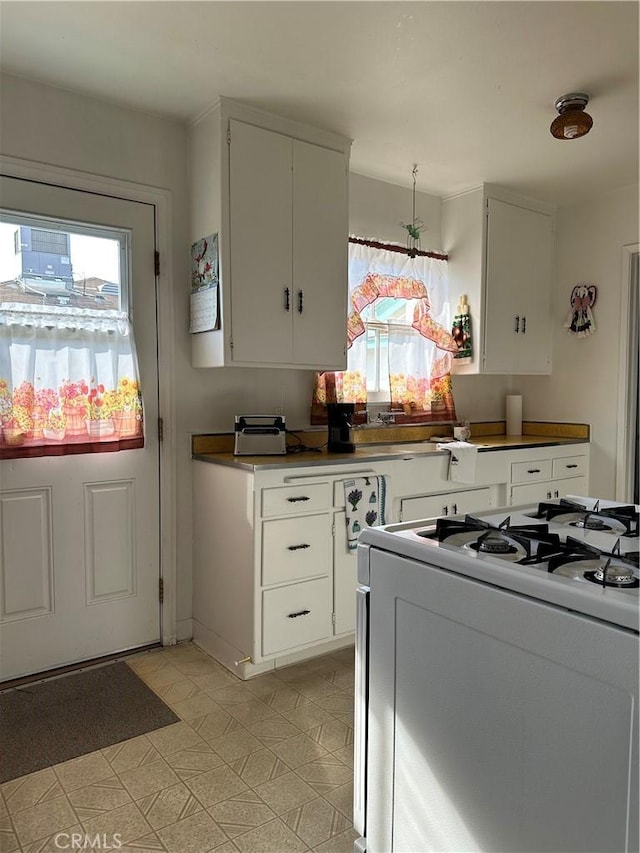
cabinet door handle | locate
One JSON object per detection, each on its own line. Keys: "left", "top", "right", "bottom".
{"left": 288, "top": 609, "right": 310, "bottom": 619}
{"left": 554, "top": 490, "right": 560, "bottom": 498}
{"left": 287, "top": 543, "right": 311, "bottom": 551}
{"left": 442, "top": 506, "right": 448, "bottom": 515}
{"left": 547, "top": 491, "right": 552, "bottom": 499}
{"left": 522, "top": 315, "right": 526, "bottom": 334}
{"left": 297, "top": 289, "right": 304, "bottom": 314}
{"left": 515, "top": 315, "right": 520, "bottom": 333}
{"left": 527, "top": 468, "right": 541, "bottom": 474}
{"left": 565, "top": 463, "right": 578, "bottom": 469}
{"left": 286, "top": 496, "right": 310, "bottom": 503}
{"left": 451, "top": 503, "right": 458, "bottom": 515}
{"left": 284, "top": 287, "right": 290, "bottom": 311}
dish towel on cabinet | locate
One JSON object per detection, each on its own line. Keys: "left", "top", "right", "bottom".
{"left": 436, "top": 441, "right": 478, "bottom": 484}
{"left": 344, "top": 476, "right": 386, "bottom": 551}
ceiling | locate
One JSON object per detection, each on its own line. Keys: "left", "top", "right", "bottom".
{"left": 1, "top": 1, "right": 638, "bottom": 204}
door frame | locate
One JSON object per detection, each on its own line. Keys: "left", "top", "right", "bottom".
{"left": 615, "top": 242, "right": 639, "bottom": 502}
{"left": 0, "top": 153, "right": 177, "bottom": 646}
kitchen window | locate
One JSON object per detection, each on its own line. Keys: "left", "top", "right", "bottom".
{"left": 312, "top": 238, "right": 458, "bottom": 423}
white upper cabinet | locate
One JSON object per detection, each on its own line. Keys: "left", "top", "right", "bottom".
{"left": 190, "top": 98, "right": 351, "bottom": 369}
{"left": 442, "top": 185, "right": 554, "bottom": 375}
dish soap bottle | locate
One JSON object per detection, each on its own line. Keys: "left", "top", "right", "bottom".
{"left": 452, "top": 295, "right": 472, "bottom": 363}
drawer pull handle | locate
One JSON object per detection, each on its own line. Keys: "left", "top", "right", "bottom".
{"left": 527, "top": 468, "right": 541, "bottom": 474}
{"left": 566, "top": 464, "right": 578, "bottom": 469}
{"left": 288, "top": 609, "right": 311, "bottom": 619}
{"left": 287, "top": 496, "right": 310, "bottom": 503}
{"left": 287, "top": 544, "right": 310, "bottom": 551}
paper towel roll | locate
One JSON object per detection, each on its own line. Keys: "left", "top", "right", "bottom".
{"left": 506, "top": 395, "right": 523, "bottom": 436}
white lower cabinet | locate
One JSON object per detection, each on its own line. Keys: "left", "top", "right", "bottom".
{"left": 262, "top": 578, "right": 331, "bottom": 656}
{"left": 509, "top": 448, "right": 589, "bottom": 506}
{"left": 400, "top": 487, "right": 494, "bottom": 522}
{"left": 192, "top": 441, "right": 590, "bottom": 678}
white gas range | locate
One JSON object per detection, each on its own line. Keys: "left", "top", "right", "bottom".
{"left": 354, "top": 496, "right": 639, "bottom": 853}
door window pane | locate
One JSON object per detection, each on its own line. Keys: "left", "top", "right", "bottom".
{"left": 0, "top": 211, "right": 143, "bottom": 458}
{"left": 0, "top": 213, "right": 125, "bottom": 312}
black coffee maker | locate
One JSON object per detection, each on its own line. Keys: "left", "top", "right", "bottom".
{"left": 327, "top": 403, "right": 356, "bottom": 453}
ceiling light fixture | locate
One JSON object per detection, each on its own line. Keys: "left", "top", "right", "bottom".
{"left": 550, "top": 93, "right": 593, "bottom": 140}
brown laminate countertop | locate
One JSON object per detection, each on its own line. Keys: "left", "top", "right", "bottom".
{"left": 193, "top": 431, "right": 589, "bottom": 472}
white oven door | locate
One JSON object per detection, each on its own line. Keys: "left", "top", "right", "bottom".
{"left": 366, "top": 549, "right": 639, "bottom": 853}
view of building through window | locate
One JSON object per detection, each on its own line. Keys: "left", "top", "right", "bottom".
{"left": 0, "top": 215, "right": 123, "bottom": 312}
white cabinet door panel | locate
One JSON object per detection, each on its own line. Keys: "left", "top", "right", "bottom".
{"left": 229, "top": 119, "right": 292, "bottom": 364}
{"left": 333, "top": 509, "right": 358, "bottom": 635}
{"left": 401, "top": 487, "right": 493, "bottom": 522}
{"left": 483, "top": 198, "right": 553, "bottom": 374}
{"left": 292, "top": 140, "right": 348, "bottom": 370}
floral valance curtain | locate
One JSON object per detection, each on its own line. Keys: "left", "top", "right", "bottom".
{"left": 312, "top": 240, "right": 458, "bottom": 423}
{"left": 0, "top": 303, "right": 144, "bottom": 458}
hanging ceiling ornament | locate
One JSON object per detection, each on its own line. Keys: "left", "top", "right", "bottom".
{"left": 400, "top": 165, "right": 428, "bottom": 257}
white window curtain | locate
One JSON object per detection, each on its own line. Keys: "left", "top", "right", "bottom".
{"left": 312, "top": 240, "right": 458, "bottom": 423}
{"left": 0, "top": 303, "right": 143, "bottom": 457}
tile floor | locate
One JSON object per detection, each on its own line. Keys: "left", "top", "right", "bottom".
{"left": 1, "top": 643, "right": 358, "bottom": 853}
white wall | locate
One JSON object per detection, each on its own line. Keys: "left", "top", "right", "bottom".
{"left": 519, "top": 184, "right": 639, "bottom": 498}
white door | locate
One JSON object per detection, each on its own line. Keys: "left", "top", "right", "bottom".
{"left": 0, "top": 176, "right": 161, "bottom": 680}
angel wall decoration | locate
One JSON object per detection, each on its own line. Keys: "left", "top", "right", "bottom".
{"left": 564, "top": 284, "right": 597, "bottom": 337}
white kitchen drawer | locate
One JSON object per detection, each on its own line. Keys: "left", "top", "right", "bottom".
{"left": 551, "top": 455, "right": 587, "bottom": 480}
{"left": 261, "top": 483, "right": 330, "bottom": 517}
{"left": 262, "top": 514, "right": 331, "bottom": 586}
{"left": 511, "top": 477, "right": 588, "bottom": 506}
{"left": 400, "top": 487, "right": 493, "bottom": 522}
{"left": 262, "top": 577, "right": 330, "bottom": 656}
{"left": 511, "top": 459, "right": 552, "bottom": 484}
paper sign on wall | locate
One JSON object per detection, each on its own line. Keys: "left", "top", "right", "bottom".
{"left": 190, "top": 234, "right": 219, "bottom": 333}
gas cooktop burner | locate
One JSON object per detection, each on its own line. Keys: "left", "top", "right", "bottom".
{"left": 542, "top": 510, "right": 628, "bottom": 534}
{"left": 423, "top": 515, "right": 563, "bottom": 564}
{"left": 473, "top": 531, "right": 518, "bottom": 555}
{"left": 572, "top": 516, "right": 615, "bottom": 531}
{"left": 548, "top": 541, "right": 640, "bottom": 589}
{"left": 592, "top": 562, "right": 636, "bottom": 586}
{"left": 532, "top": 499, "right": 639, "bottom": 537}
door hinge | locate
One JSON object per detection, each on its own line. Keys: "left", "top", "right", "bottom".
{"left": 154, "top": 251, "right": 160, "bottom": 277}
{"left": 227, "top": 126, "right": 231, "bottom": 145}
{"left": 331, "top": 522, "right": 336, "bottom": 537}
{"left": 158, "top": 417, "right": 164, "bottom": 442}
{"left": 331, "top": 612, "right": 336, "bottom": 626}
{"left": 159, "top": 577, "right": 164, "bottom": 603}
{"left": 230, "top": 337, "right": 234, "bottom": 350}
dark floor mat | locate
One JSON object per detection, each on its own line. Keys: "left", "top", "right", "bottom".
{"left": 0, "top": 661, "right": 179, "bottom": 782}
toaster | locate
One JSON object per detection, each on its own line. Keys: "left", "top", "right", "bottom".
{"left": 234, "top": 415, "right": 287, "bottom": 456}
